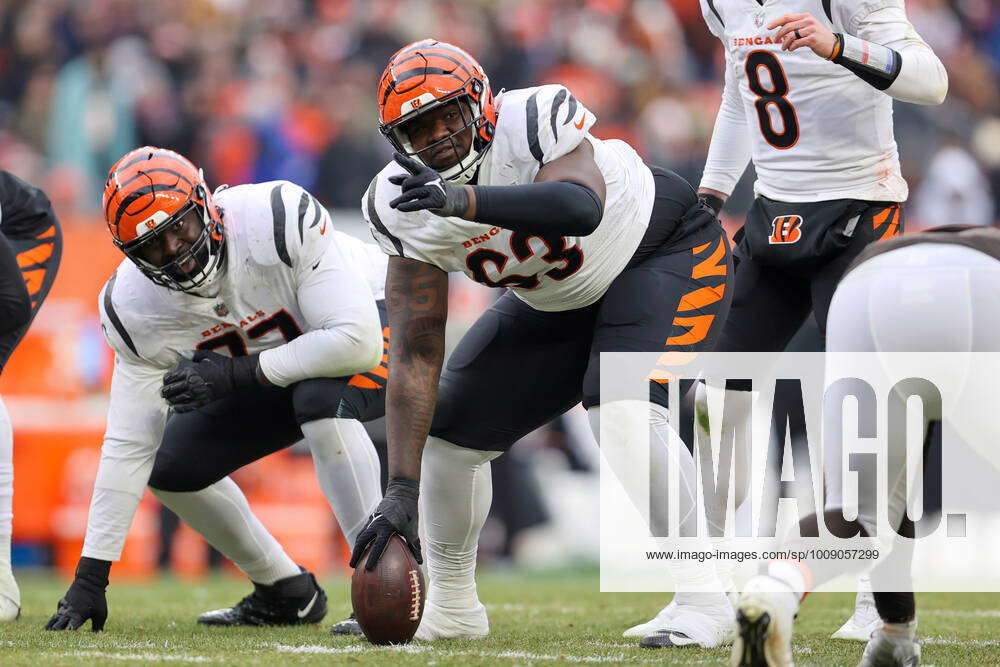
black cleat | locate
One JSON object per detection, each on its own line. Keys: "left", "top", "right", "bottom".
{"left": 329, "top": 613, "right": 362, "bottom": 636}
{"left": 197, "top": 568, "right": 327, "bottom": 626}
{"left": 733, "top": 608, "right": 771, "bottom": 667}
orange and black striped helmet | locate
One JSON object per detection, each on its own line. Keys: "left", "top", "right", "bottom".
{"left": 103, "top": 147, "right": 224, "bottom": 292}
{"left": 378, "top": 39, "right": 497, "bottom": 184}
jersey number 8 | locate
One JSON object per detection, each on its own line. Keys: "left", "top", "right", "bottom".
{"left": 745, "top": 50, "right": 799, "bottom": 150}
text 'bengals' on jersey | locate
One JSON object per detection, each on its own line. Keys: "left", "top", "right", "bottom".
{"left": 364, "top": 84, "right": 656, "bottom": 312}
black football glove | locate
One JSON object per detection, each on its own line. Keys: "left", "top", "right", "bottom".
{"left": 350, "top": 477, "right": 422, "bottom": 571}
{"left": 161, "top": 350, "right": 263, "bottom": 412}
{"left": 388, "top": 153, "right": 469, "bottom": 217}
{"left": 44, "top": 557, "right": 111, "bottom": 632}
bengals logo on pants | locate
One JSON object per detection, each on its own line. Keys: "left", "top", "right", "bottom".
{"left": 769, "top": 215, "right": 803, "bottom": 244}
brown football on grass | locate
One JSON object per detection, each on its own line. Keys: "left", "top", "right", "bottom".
{"left": 351, "top": 535, "right": 425, "bottom": 645}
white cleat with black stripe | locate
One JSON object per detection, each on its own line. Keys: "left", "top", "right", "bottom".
{"left": 639, "top": 592, "right": 735, "bottom": 648}
{"left": 623, "top": 600, "right": 677, "bottom": 638}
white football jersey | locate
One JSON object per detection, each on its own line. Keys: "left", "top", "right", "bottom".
{"left": 85, "top": 181, "right": 387, "bottom": 562}
{"left": 100, "top": 182, "right": 385, "bottom": 369}
{"left": 365, "top": 84, "right": 656, "bottom": 312}
{"left": 700, "top": 0, "right": 913, "bottom": 202}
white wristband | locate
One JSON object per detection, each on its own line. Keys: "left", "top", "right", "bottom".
{"left": 840, "top": 33, "right": 897, "bottom": 77}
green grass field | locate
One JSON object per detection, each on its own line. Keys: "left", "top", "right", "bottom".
{"left": 1, "top": 568, "right": 997, "bottom": 665}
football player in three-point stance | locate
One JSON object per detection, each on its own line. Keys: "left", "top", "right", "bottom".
{"left": 622, "top": 0, "right": 947, "bottom": 663}
{"left": 350, "top": 40, "right": 736, "bottom": 647}
{"left": 44, "top": 147, "right": 387, "bottom": 633}
{"left": 0, "top": 172, "right": 62, "bottom": 622}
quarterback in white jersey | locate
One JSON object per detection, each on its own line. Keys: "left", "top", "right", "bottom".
{"left": 696, "top": 0, "right": 947, "bottom": 352}
{"left": 351, "top": 40, "right": 735, "bottom": 647}
{"left": 699, "top": 0, "right": 946, "bottom": 204}
{"left": 45, "top": 147, "right": 387, "bottom": 635}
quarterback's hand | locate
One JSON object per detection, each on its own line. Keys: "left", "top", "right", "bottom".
{"left": 161, "top": 350, "right": 263, "bottom": 412}
{"left": 350, "top": 477, "right": 422, "bottom": 571}
{"left": 388, "top": 153, "right": 471, "bottom": 218}
{"left": 768, "top": 13, "right": 836, "bottom": 59}
{"left": 44, "top": 557, "right": 110, "bottom": 632}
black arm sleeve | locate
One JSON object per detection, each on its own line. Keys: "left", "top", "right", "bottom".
{"left": 0, "top": 233, "right": 30, "bottom": 336}
{"left": 470, "top": 181, "right": 604, "bottom": 237}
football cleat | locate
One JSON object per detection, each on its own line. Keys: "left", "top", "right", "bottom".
{"left": 639, "top": 593, "right": 735, "bottom": 648}
{"left": 625, "top": 587, "right": 737, "bottom": 638}
{"left": 623, "top": 600, "right": 677, "bottom": 638}
{"left": 414, "top": 598, "right": 489, "bottom": 641}
{"left": 329, "top": 613, "right": 362, "bottom": 636}
{"left": 859, "top": 624, "right": 920, "bottom": 667}
{"left": 730, "top": 576, "right": 797, "bottom": 667}
{"left": 832, "top": 589, "right": 881, "bottom": 641}
{"left": 0, "top": 566, "right": 20, "bottom": 622}
{"left": 197, "top": 568, "right": 327, "bottom": 626}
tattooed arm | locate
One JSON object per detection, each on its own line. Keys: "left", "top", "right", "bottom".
{"left": 349, "top": 255, "right": 449, "bottom": 568}
{"left": 384, "top": 255, "right": 450, "bottom": 480}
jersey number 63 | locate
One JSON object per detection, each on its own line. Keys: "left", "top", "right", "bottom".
{"left": 466, "top": 233, "right": 584, "bottom": 289}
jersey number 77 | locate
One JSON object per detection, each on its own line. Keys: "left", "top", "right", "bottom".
{"left": 746, "top": 50, "right": 799, "bottom": 150}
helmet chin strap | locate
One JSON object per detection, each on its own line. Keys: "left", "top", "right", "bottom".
{"left": 177, "top": 239, "right": 226, "bottom": 297}
{"left": 441, "top": 140, "right": 485, "bottom": 184}
{"left": 188, "top": 255, "right": 225, "bottom": 297}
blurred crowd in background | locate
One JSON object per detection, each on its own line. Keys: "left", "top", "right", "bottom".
{"left": 0, "top": 0, "right": 998, "bottom": 226}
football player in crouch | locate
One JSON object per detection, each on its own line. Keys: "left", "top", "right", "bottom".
{"left": 629, "top": 0, "right": 949, "bottom": 650}
{"left": 734, "top": 225, "right": 1000, "bottom": 666}
{"left": 352, "top": 40, "right": 735, "bottom": 647}
{"left": 44, "top": 147, "right": 387, "bottom": 632}
{"left": 0, "top": 172, "right": 62, "bottom": 621}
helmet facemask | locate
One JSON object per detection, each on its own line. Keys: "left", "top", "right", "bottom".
{"left": 118, "top": 182, "right": 225, "bottom": 293}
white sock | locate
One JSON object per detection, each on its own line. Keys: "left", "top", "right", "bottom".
{"left": 0, "top": 396, "right": 12, "bottom": 571}
{"left": 589, "top": 402, "right": 728, "bottom": 602}
{"left": 300, "top": 418, "right": 382, "bottom": 546}
{"left": 420, "top": 436, "right": 500, "bottom": 608}
{"left": 152, "top": 477, "right": 300, "bottom": 585}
